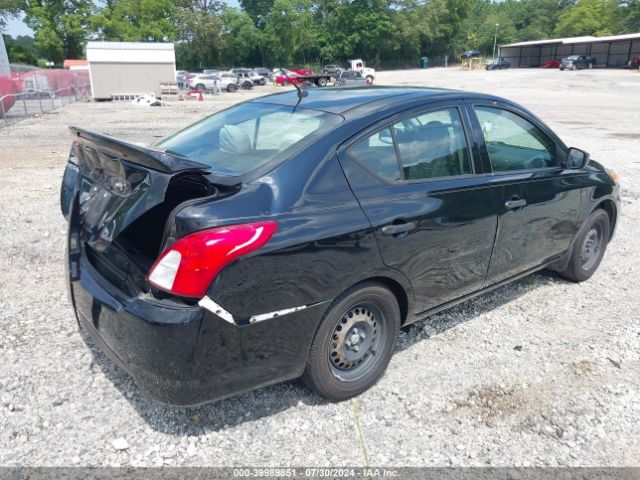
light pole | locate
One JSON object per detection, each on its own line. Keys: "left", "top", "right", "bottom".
{"left": 492, "top": 23, "right": 500, "bottom": 61}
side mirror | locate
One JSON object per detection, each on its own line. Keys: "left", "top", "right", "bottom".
{"left": 565, "top": 147, "right": 590, "bottom": 170}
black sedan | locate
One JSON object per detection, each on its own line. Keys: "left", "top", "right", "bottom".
{"left": 486, "top": 58, "right": 510, "bottom": 70}
{"left": 61, "top": 87, "right": 620, "bottom": 405}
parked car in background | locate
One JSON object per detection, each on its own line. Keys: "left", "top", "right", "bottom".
{"left": 275, "top": 69, "right": 305, "bottom": 86}
{"left": 347, "top": 59, "right": 375, "bottom": 84}
{"left": 249, "top": 70, "right": 267, "bottom": 85}
{"left": 291, "top": 68, "right": 314, "bottom": 76}
{"left": 232, "top": 69, "right": 265, "bottom": 86}
{"left": 323, "top": 64, "right": 342, "bottom": 76}
{"left": 334, "top": 70, "right": 367, "bottom": 87}
{"left": 189, "top": 73, "right": 239, "bottom": 93}
{"left": 540, "top": 60, "right": 560, "bottom": 69}
{"left": 560, "top": 55, "right": 596, "bottom": 70}
{"left": 462, "top": 49, "right": 481, "bottom": 58}
{"left": 486, "top": 58, "right": 510, "bottom": 70}
{"left": 61, "top": 87, "right": 620, "bottom": 405}
{"left": 253, "top": 67, "right": 273, "bottom": 80}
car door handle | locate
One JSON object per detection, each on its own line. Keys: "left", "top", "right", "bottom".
{"left": 381, "top": 222, "right": 416, "bottom": 236}
{"left": 505, "top": 198, "right": 527, "bottom": 210}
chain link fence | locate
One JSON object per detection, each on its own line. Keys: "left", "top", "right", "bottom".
{"left": 0, "top": 64, "right": 91, "bottom": 127}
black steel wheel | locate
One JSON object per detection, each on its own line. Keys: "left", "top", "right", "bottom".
{"left": 556, "top": 209, "right": 610, "bottom": 282}
{"left": 302, "top": 282, "right": 400, "bottom": 401}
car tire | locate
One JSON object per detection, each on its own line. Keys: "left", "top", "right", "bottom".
{"left": 365, "top": 76, "right": 374, "bottom": 86}
{"left": 571, "top": 64, "right": 576, "bottom": 71}
{"left": 560, "top": 66, "right": 565, "bottom": 71}
{"left": 196, "top": 83, "right": 205, "bottom": 92}
{"left": 556, "top": 209, "right": 610, "bottom": 282}
{"left": 227, "top": 84, "right": 237, "bottom": 92}
{"left": 302, "top": 282, "right": 400, "bottom": 401}
{"left": 318, "top": 77, "right": 328, "bottom": 87}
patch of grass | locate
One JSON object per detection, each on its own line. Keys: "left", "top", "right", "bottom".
{"left": 352, "top": 399, "right": 371, "bottom": 470}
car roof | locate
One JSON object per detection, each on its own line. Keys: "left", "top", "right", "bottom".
{"left": 250, "top": 87, "right": 467, "bottom": 114}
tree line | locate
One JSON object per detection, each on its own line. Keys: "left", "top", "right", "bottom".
{"left": 1, "top": 0, "right": 639, "bottom": 70}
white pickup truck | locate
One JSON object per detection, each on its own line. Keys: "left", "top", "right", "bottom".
{"left": 347, "top": 59, "right": 375, "bottom": 84}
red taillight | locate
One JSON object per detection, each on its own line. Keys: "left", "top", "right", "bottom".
{"left": 147, "top": 221, "right": 278, "bottom": 298}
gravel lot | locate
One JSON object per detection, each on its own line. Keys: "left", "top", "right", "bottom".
{"left": 1, "top": 68, "right": 639, "bottom": 468}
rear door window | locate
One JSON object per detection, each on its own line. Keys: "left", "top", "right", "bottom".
{"left": 393, "top": 108, "right": 472, "bottom": 180}
{"left": 349, "top": 106, "right": 473, "bottom": 182}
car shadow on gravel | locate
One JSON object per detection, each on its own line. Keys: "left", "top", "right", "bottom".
{"left": 78, "top": 270, "right": 562, "bottom": 435}
{"left": 395, "top": 271, "right": 563, "bottom": 352}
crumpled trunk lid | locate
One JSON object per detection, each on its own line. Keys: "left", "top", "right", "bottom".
{"left": 61, "top": 127, "right": 210, "bottom": 252}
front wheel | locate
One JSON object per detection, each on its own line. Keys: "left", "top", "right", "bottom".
{"left": 556, "top": 209, "right": 610, "bottom": 282}
{"left": 227, "top": 83, "right": 238, "bottom": 92}
{"left": 302, "top": 282, "right": 400, "bottom": 401}
{"left": 318, "top": 77, "right": 328, "bottom": 87}
{"left": 365, "top": 76, "right": 374, "bottom": 85}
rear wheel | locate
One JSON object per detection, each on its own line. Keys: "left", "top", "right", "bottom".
{"left": 556, "top": 209, "right": 610, "bottom": 282}
{"left": 227, "top": 83, "right": 238, "bottom": 92}
{"left": 365, "top": 75, "right": 374, "bottom": 85}
{"left": 318, "top": 77, "right": 328, "bottom": 87}
{"left": 302, "top": 282, "right": 400, "bottom": 401}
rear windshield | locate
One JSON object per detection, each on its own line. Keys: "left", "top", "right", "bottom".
{"left": 156, "top": 102, "right": 342, "bottom": 176}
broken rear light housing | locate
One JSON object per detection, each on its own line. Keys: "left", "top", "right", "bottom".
{"left": 147, "top": 221, "right": 278, "bottom": 298}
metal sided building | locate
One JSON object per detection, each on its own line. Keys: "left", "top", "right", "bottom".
{"left": 499, "top": 32, "right": 640, "bottom": 68}
{"left": 86, "top": 42, "right": 176, "bottom": 99}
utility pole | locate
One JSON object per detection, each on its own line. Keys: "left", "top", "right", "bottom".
{"left": 493, "top": 23, "right": 500, "bottom": 61}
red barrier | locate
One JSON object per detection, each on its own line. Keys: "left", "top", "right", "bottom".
{"left": 0, "top": 75, "right": 19, "bottom": 118}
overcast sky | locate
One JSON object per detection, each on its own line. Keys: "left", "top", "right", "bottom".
{"left": 4, "top": 16, "right": 34, "bottom": 38}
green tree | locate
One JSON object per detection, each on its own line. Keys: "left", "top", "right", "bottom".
{"left": 91, "top": 0, "right": 175, "bottom": 41}
{"left": 23, "top": 0, "right": 93, "bottom": 64}
{"left": 220, "top": 8, "right": 261, "bottom": 66}
{"left": 173, "top": 0, "right": 224, "bottom": 69}
{"left": 240, "top": 0, "right": 275, "bottom": 29}
{"left": 3, "top": 33, "right": 39, "bottom": 64}
{"left": 555, "top": 0, "right": 621, "bottom": 36}
{"left": 619, "top": 0, "right": 640, "bottom": 32}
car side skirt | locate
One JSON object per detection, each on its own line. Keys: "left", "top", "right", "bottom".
{"left": 407, "top": 255, "right": 564, "bottom": 324}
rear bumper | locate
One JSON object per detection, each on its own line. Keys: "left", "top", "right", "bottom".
{"left": 69, "top": 255, "right": 328, "bottom": 406}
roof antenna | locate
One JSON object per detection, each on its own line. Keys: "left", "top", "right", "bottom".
{"left": 279, "top": 69, "right": 307, "bottom": 108}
